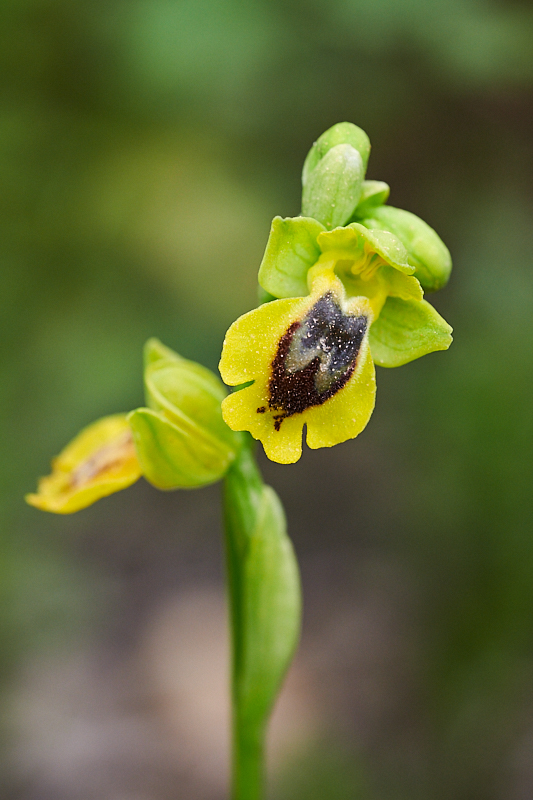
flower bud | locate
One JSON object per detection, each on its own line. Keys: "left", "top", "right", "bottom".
{"left": 25, "top": 414, "right": 141, "bottom": 513}
{"left": 362, "top": 205, "right": 452, "bottom": 292}
{"left": 128, "top": 340, "right": 241, "bottom": 489}
{"left": 302, "top": 122, "right": 371, "bottom": 185}
{"left": 301, "top": 143, "right": 364, "bottom": 230}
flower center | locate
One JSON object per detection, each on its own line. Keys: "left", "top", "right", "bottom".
{"left": 265, "top": 292, "right": 368, "bottom": 430}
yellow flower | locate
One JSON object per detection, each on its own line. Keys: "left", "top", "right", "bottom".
{"left": 219, "top": 269, "right": 376, "bottom": 464}
{"left": 26, "top": 414, "right": 141, "bottom": 513}
{"left": 220, "top": 217, "right": 452, "bottom": 464}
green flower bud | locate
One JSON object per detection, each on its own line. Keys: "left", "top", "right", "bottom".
{"left": 301, "top": 144, "right": 364, "bottom": 230}
{"left": 128, "top": 339, "right": 241, "bottom": 489}
{"left": 362, "top": 205, "right": 452, "bottom": 292}
{"left": 302, "top": 122, "right": 371, "bottom": 184}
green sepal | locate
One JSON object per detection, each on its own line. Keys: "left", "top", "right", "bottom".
{"left": 144, "top": 343, "right": 237, "bottom": 453}
{"left": 258, "top": 216, "right": 324, "bottom": 299}
{"left": 128, "top": 407, "right": 238, "bottom": 489}
{"left": 143, "top": 337, "right": 181, "bottom": 367}
{"left": 352, "top": 180, "right": 390, "bottom": 217}
{"left": 302, "top": 144, "right": 364, "bottom": 230}
{"left": 302, "top": 121, "right": 371, "bottom": 184}
{"left": 224, "top": 441, "right": 301, "bottom": 746}
{"left": 130, "top": 339, "right": 241, "bottom": 489}
{"left": 362, "top": 206, "right": 452, "bottom": 292}
{"left": 369, "top": 296, "right": 453, "bottom": 367}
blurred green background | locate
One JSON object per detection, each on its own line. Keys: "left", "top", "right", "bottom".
{"left": 2, "top": 1, "right": 533, "bottom": 798}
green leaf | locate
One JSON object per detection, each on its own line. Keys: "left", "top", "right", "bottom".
{"left": 302, "top": 144, "right": 364, "bottom": 230}
{"left": 258, "top": 215, "right": 324, "bottom": 299}
{"left": 302, "top": 121, "right": 371, "bottom": 185}
{"left": 239, "top": 485, "right": 300, "bottom": 720}
{"left": 370, "top": 296, "right": 453, "bottom": 367}
{"left": 362, "top": 205, "right": 452, "bottom": 292}
{"left": 224, "top": 442, "right": 301, "bottom": 794}
{"left": 352, "top": 180, "right": 390, "bottom": 217}
{"left": 128, "top": 407, "right": 236, "bottom": 489}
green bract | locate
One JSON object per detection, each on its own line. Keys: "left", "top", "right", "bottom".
{"left": 224, "top": 441, "right": 300, "bottom": 779}
{"left": 128, "top": 339, "right": 241, "bottom": 489}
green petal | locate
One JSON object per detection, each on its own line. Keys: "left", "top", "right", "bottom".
{"left": 302, "top": 122, "right": 371, "bottom": 184}
{"left": 301, "top": 144, "right": 364, "bottom": 230}
{"left": 318, "top": 223, "right": 415, "bottom": 275}
{"left": 381, "top": 265, "right": 423, "bottom": 302}
{"left": 352, "top": 180, "right": 390, "bottom": 218}
{"left": 362, "top": 206, "right": 452, "bottom": 292}
{"left": 369, "top": 296, "right": 453, "bottom": 368}
{"left": 257, "top": 216, "right": 324, "bottom": 299}
{"left": 128, "top": 407, "right": 236, "bottom": 489}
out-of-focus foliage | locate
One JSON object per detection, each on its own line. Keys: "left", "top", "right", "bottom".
{"left": 1, "top": 0, "right": 533, "bottom": 798}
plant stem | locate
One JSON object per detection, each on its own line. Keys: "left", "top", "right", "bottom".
{"left": 231, "top": 714, "right": 265, "bottom": 800}
{"left": 224, "top": 439, "right": 265, "bottom": 800}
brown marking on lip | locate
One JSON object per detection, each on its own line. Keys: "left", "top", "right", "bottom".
{"left": 70, "top": 430, "right": 136, "bottom": 488}
{"left": 256, "top": 406, "right": 266, "bottom": 413}
{"left": 267, "top": 293, "right": 368, "bottom": 430}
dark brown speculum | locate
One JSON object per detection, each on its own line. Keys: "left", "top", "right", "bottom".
{"left": 265, "top": 292, "right": 368, "bottom": 430}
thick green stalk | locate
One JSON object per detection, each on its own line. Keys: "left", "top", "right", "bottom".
{"left": 223, "top": 435, "right": 301, "bottom": 800}
{"left": 224, "top": 439, "right": 265, "bottom": 800}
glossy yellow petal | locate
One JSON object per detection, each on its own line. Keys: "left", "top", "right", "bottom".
{"left": 26, "top": 414, "right": 141, "bottom": 514}
{"left": 222, "top": 380, "right": 306, "bottom": 464}
{"left": 219, "top": 297, "right": 303, "bottom": 386}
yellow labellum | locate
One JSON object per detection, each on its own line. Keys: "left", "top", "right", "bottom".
{"left": 26, "top": 414, "right": 141, "bottom": 514}
{"left": 220, "top": 270, "right": 376, "bottom": 464}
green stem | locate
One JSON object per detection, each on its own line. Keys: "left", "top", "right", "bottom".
{"left": 231, "top": 715, "right": 265, "bottom": 800}
{"left": 224, "top": 437, "right": 265, "bottom": 800}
